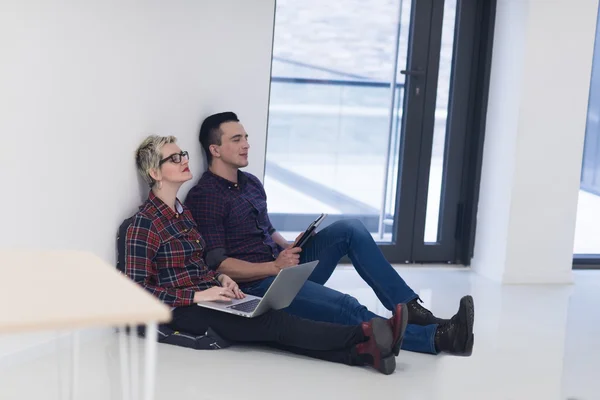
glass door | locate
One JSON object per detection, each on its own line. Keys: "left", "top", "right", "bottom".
{"left": 575, "top": 2, "right": 600, "bottom": 268}
{"left": 264, "top": 0, "right": 485, "bottom": 264}
{"left": 264, "top": 0, "right": 416, "bottom": 245}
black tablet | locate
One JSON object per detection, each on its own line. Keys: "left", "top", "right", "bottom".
{"left": 293, "top": 213, "right": 327, "bottom": 248}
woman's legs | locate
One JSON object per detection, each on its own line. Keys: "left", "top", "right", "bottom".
{"left": 171, "top": 306, "right": 364, "bottom": 351}
{"left": 267, "top": 343, "right": 359, "bottom": 366}
{"left": 170, "top": 306, "right": 397, "bottom": 373}
{"left": 267, "top": 316, "right": 398, "bottom": 374}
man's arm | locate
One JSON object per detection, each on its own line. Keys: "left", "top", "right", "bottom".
{"left": 217, "top": 247, "right": 302, "bottom": 282}
{"left": 252, "top": 173, "right": 291, "bottom": 251}
{"left": 217, "top": 257, "right": 279, "bottom": 282}
{"left": 271, "top": 231, "right": 291, "bottom": 250}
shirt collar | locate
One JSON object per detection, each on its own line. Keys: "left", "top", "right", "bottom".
{"left": 206, "top": 169, "right": 248, "bottom": 190}
{"left": 148, "top": 191, "right": 184, "bottom": 220}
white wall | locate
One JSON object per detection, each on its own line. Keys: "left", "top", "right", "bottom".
{"left": 472, "top": 0, "right": 599, "bottom": 283}
{"left": 0, "top": 0, "right": 275, "bottom": 359}
{"left": 0, "top": 332, "right": 61, "bottom": 365}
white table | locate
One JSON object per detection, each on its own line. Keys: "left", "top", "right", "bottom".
{"left": 0, "top": 250, "right": 171, "bottom": 400}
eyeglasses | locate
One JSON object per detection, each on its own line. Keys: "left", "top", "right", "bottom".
{"left": 159, "top": 151, "right": 189, "bottom": 166}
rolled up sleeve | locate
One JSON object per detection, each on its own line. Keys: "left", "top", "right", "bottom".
{"left": 205, "top": 248, "right": 228, "bottom": 271}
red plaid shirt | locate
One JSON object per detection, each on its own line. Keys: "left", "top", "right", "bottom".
{"left": 125, "top": 191, "right": 220, "bottom": 307}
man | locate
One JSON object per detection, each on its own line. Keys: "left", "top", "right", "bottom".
{"left": 185, "top": 112, "right": 475, "bottom": 356}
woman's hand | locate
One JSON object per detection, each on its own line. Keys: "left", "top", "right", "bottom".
{"left": 193, "top": 286, "right": 236, "bottom": 303}
{"left": 218, "top": 274, "right": 246, "bottom": 299}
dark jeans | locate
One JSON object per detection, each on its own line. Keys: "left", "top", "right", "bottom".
{"left": 242, "top": 219, "right": 438, "bottom": 354}
{"left": 170, "top": 305, "right": 366, "bottom": 365}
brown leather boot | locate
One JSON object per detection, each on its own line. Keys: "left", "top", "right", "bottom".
{"left": 388, "top": 303, "right": 409, "bottom": 356}
{"left": 355, "top": 318, "right": 396, "bottom": 375}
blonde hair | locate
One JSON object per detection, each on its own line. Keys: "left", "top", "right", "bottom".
{"left": 135, "top": 135, "right": 177, "bottom": 187}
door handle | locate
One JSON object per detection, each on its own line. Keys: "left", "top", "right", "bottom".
{"left": 400, "top": 69, "right": 425, "bottom": 77}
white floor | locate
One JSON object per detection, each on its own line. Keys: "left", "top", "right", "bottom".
{"left": 0, "top": 267, "right": 598, "bottom": 400}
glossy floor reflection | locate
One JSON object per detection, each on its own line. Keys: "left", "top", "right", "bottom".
{"left": 0, "top": 267, "right": 598, "bottom": 400}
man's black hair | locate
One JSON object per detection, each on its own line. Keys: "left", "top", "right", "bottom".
{"left": 199, "top": 111, "right": 240, "bottom": 165}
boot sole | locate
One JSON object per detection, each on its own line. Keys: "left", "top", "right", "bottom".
{"left": 393, "top": 303, "right": 409, "bottom": 356}
{"left": 459, "top": 295, "right": 475, "bottom": 356}
{"left": 379, "top": 354, "right": 396, "bottom": 375}
{"left": 371, "top": 318, "right": 396, "bottom": 375}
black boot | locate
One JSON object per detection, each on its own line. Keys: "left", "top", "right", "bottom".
{"left": 434, "top": 295, "right": 475, "bottom": 356}
{"left": 406, "top": 298, "right": 448, "bottom": 326}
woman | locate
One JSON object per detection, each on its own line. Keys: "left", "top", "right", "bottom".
{"left": 125, "top": 135, "right": 408, "bottom": 374}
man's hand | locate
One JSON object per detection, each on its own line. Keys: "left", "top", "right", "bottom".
{"left": 274, "top": 247, "right": 302, "bottom": 270}
{"left": 291, "top": 232, "right": 304, "bottom": 248}
{"left": 291, "top": 230, "right": 317, "bottom": 248}
{"left": 194, "top": 286, "right": 236, "bottom": 303}
{"left": 218, "top": 274, "right": 245, "bottom": 299}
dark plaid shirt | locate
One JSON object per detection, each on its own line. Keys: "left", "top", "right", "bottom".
{"left": 125, "top": 191, "right": 220, "bottom": 307}
{"left": 185, "top": 170, "right": 281, "bottom": 269}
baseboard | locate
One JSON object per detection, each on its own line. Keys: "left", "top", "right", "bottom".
{"left": 0, "top": 328, "right": 114, "bottom": 370}
{"left": 501, "top": 270, "right": 574, "bottom": 285}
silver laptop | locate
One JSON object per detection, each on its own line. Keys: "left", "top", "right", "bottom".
{"left": 196, "top": 261, "right": 319, "bottom": 318}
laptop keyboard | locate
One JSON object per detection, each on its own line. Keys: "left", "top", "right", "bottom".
{"left": 227, "top": 298, "right": 261, "bottom": 313}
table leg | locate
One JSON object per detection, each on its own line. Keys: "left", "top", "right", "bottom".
{"left": 69, "top": 331, "right": 79, "bottom": 400}
{"left": 143, "top": 322, "right": 158, "bottom": 400}
{"left": 118, "top": 327, "right": 131, "bottom": 400}
{"left": 129, "top": 327, "right": 139, "bottom": 400}
{"left": 56, "top": 332, "right": 64, "bottom": 399}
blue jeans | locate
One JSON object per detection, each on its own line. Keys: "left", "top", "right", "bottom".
{"left": 242, "top": 219, "right": 438, "bottom": 355}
